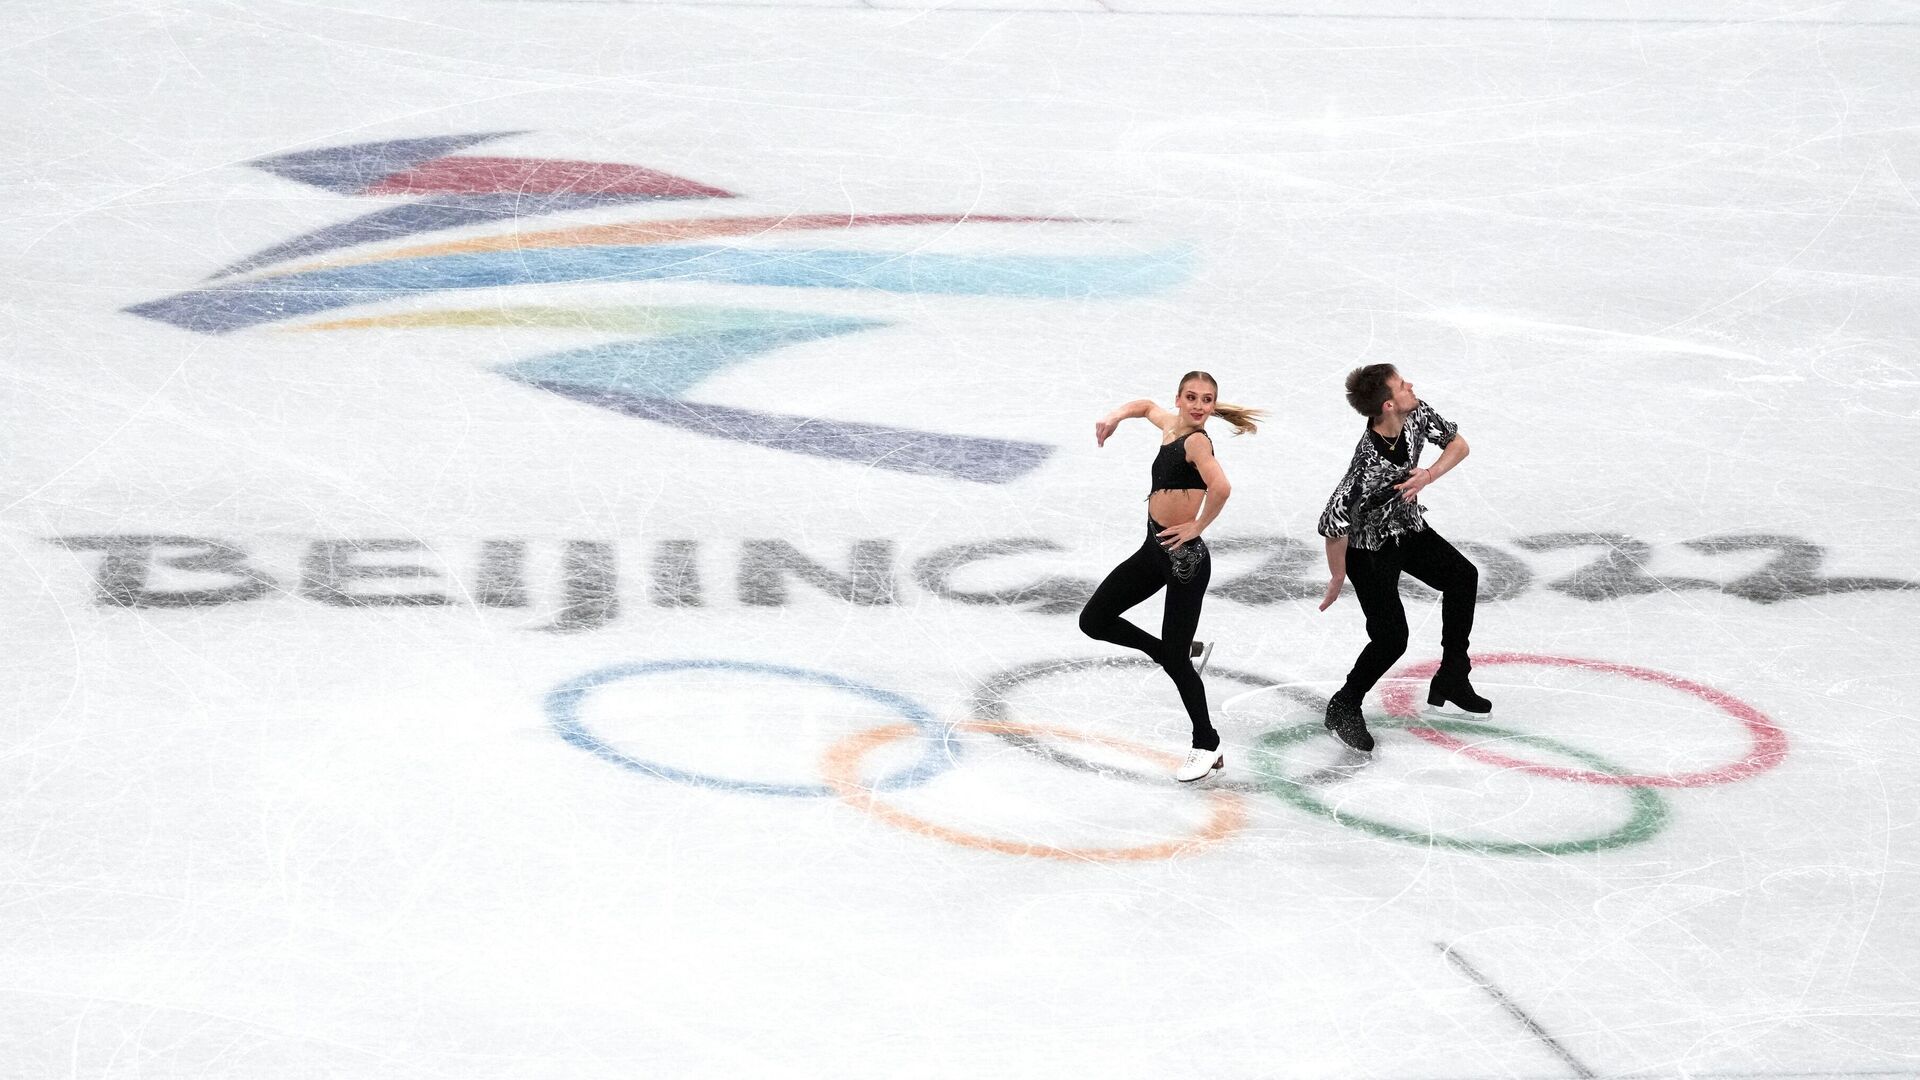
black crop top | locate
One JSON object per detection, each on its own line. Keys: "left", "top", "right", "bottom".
{"left": 1150, "top": 431, "right": 1210, "bottom": 494}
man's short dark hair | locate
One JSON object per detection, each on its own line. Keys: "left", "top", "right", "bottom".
{"left": 1344, "top": 364, "right": 1398, "bottom": 419}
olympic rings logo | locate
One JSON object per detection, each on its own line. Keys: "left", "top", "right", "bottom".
{"left": 545, "top": 653, "right": 1786, "bottom": 861}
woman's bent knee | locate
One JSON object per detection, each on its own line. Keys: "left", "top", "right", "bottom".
{"left": 1373, "top": 630, "right": 1410, "bottom": 659}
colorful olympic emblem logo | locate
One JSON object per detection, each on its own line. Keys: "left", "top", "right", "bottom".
{"left": 125, "top": 131, "right": 1189, "bottom": 485}
{"left": 546, "top": 653, "right": 1787, "bottom": 861}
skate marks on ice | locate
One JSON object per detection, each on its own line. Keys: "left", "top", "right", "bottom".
{"left": 1435, "top": 941, "right": 1599, "bottom": 1080}
{"left": 1255, "top": 714, "right": 1673, "bottom": 857}
{"left": 981, "top": 651, "right": 1787, "bottom": 856}
{"left": 1510, "top": 533, "right": 1915, "bottom": 604}
{"left": 530, "top": 650, "right": 1783, "bottom": 861}
{"left": 1380, "top": 654, "right": 1789, "bottom": 789}
{"left": 122, "top": 132, "right": 1190, "bottom": 485}
{"left": 821, "top": 718, "right": 1249, "bottom": 863}
{"left": 1249, "top": 651, "right": 1791, "bottom": 855}
{"left": 47, "top": 535, "right": 627, "bottom": 634}
{"left": 547, "top": 658, "right": 955, "bottom": 798}
{"left": 545, "top": 656, "right": 1248, "bottom": 862}
{"left": 197, "top": 132, "right": 735, "bottom": 279}
{"left": 1285, "top": 745, "right": 1376, "bottom": 788}
{"left": 44, "top": 531, "right": 1918, "bottom": 638}
{"left": 970, "top": 654, "right": 1332, "bottom": 796}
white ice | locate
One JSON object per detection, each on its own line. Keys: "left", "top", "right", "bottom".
{"left": 2, "top": 1, "right": 1918, "bottom": 1077}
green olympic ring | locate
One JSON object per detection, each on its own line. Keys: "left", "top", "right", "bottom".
{"left": 1252, "top": 717, "right": 1671, "bottom": 857}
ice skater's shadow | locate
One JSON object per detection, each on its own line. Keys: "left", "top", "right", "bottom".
{"left": 1238, "top": 741, "right": 1374, "bottom": 792}
{"left": 1290, "top": 746, "right": 1374, "bottom": 787}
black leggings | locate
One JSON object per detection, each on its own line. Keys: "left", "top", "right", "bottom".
{"left": 1078, "top": 519, "right": 1216, "bottom": 750}
{"left": 1340, "top": 526, "right": 1478, "bottom": 701}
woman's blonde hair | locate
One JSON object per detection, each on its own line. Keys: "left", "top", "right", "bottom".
{"left": 1178, "top": 370, "right": 1264, "bottom": 436}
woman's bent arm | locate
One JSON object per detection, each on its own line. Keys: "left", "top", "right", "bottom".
{"left": 1095, "top": 399, "right": 1171, "bottom": 446}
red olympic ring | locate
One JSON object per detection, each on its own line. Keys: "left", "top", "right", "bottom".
{"left": 1380, "top": 653, "right": 1787, "bottom": 788}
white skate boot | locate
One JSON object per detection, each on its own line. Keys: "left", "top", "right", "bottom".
{"left": 1173, "top": 744, "right": 1224, "bottom": 783}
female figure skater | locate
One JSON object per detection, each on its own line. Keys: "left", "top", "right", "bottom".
{"left": 1081, "top": 371, "right": 1263, "bottom": 782}
{"left": 1316, "top": 364, "right": 1489, "bottom": 752}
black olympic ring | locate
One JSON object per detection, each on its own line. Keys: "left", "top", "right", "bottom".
{"left": 971, "top": 655, "right": 1329, "bottom": 794}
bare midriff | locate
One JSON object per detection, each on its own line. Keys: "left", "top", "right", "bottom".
{"left": 1148, "top": 488, "right": 1205, "bottom": 528}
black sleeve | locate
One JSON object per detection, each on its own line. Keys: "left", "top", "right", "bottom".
{"left": 1418, "top": 401, "right": 1458, "bottom": 448}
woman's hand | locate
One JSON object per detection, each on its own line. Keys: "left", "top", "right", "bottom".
{"left": 1319, "top": 575, "right": 1344, "bottom": 611}
{"left": 1394, "top": 467, "right": 1433, "bottom": 502}
{"left": 1156, "top": 520, "right": 1203, "bottom": 551}
{"left": 1095, "top": 417, "right": 1119, "bottom": 446}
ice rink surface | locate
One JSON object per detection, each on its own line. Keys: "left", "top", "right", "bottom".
{"left": 4, "top": 1, "right": 1919, "bottom": 1076}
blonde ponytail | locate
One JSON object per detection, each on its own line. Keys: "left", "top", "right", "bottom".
{"left": 1213, "top": 401, "right": 1265, "bottom": 436}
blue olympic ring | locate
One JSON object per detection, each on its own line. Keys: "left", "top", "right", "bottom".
{"left": 546, "top": 659, "right": 956, "bottom": 797}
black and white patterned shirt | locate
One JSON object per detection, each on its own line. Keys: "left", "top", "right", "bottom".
{"left": 1317, "top": 401, "right": 1459, "bottom": 550}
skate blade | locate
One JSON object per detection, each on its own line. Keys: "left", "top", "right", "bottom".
{"left": 1425, "top": 703, "right": 1491, "bottom": 721}
{"left": 1324, "top": 728, "right": 1374, "bottom": 754}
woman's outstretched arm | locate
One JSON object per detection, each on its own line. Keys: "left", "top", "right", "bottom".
{"left": 1094, "top": 399, "right": 1172, "bottom": 446}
